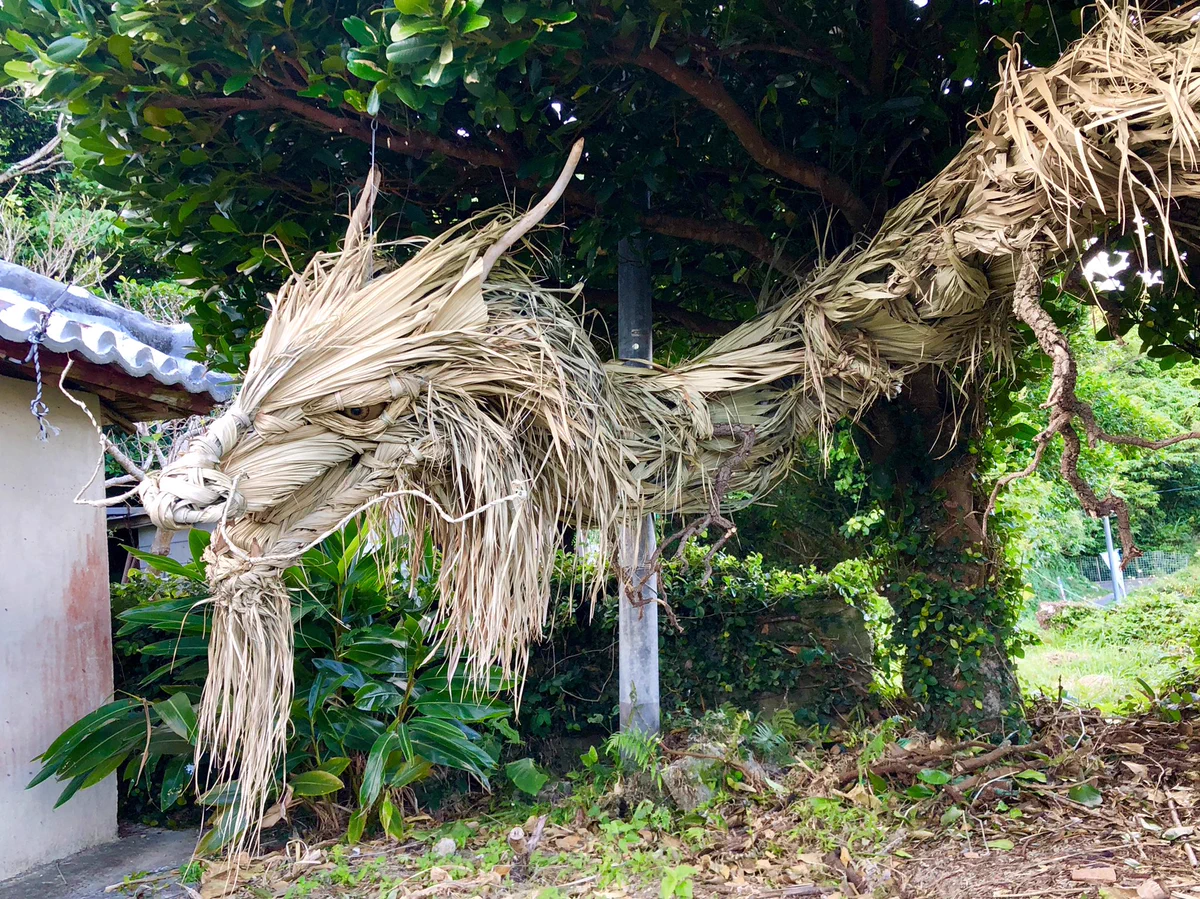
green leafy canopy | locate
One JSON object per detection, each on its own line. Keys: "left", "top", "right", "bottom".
{"left": 1, "top": 0, "right": 1087, "bottom": 370}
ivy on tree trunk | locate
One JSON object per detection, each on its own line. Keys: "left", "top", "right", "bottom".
{"left": 861, "top": 369, "right": 1023, "bottom": 735}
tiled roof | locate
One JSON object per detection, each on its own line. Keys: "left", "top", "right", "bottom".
{"left": 0, "top": 262, "right": 233, "bottom": 405}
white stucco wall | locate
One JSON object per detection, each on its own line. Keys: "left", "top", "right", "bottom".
{"left": 0, "top": 373, "right": 116, "bottom": 879}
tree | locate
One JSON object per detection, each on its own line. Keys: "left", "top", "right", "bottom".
{"left": 9, "top": 0, "right": 1200, "bottom": 732}
{"left": 0, "top": 0, "right": 1084, "bottom": 368}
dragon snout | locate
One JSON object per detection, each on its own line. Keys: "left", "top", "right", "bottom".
{"left": 141, "top": 407, "right": 252, "bottom": 530}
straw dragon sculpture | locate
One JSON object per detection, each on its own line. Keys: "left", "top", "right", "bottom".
{"left": 130, "top": 4, "right": 1200, "bottom": 834}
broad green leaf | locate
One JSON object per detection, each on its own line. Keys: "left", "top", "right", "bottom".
{"left": 315, "top": 757, "right": 351, "bottom": 777}
{"left": 5, "top": 30, "right": 34, "bottom": 52}
{"left": 143, "top": 106, "right": 184, "bottom": 126}
{"left": 37, "top": 699, "right": 139, "bottom": 765}
{"left": 395, "top": 0, "right": 431, "bottom": 12}
{"left": 904, "top": 784, "right": 935, "bottom": 800}
{"left": 346, "top": 60, "right": 386, "bottom": 81}
{"left": 353, "top": 681, "right": 401, "bottom": 712}
{"left": 125, "top": 547, "right": 203, "bottom": 582}
{"left": 343, "top": 16, "right": 376, "bottom": 46}
{"left": 387, "top": 758, "right": 431, "bottom": 790}
{"left": 46, "top": 35, "right": 89, "bottom": 63}
{"left": 502, "top": 2, "right": 527, "bottom": 24}
{"left": 153, "top": 692, "right": 198, "bottom": 742}
{"left": 505, "top": 757, "right": 548, "bottom": 796}
{"left": 223, "top": 74, "right": 252, "bottom": 95}
{"left": 391, "top": 20, "right": 446, "bottom": 41}
{"left": 80, "top": 750, "right": 131, "bottom": 789}
{"left": 289, "top": 770, "right": 344, "bottom": 797}
{"left": 53, "top": 773, "right": 89, "bottom": 808}
{"left": 4, "top": 60, "right": 37, "bottom": 81}
{"left": 53, "top": 718, "right": 149, "bottom": 781}
{"left": 1067, "top": 783, "right": 1103, "bottom": 807}
{"left": 347, "top": 808, "right": 367, "bottom": 844}
{"left": 386, "top": 36, "right": 439, "bottom": 64}
{"left": 208, "top": 215, "right": 239, "bottom": 234}
{"left": 989, "top": 838, "right": 1014, "bottom": 851}
{"left": 917, "top": 768, "right": 950, "bottom": 785}
{"left": 379, "top": 795, "right": 405, "bottom": 839}
{"left": 461, "top": 14, "right": 489, "bottom": 33}
{"left": 649, "top": 11, "right": 667, "bottom": 49}
{"left": 361, "top": 731, "right": 402, "bottom": 809}
{"left": 107, "top": 34, "right": 133, "bottom": 68}
{"left": 1014, "top": 769, "right": 1048, "bottom": 783}
{"left": 408, "top": 718, "right": 493, "bottom": 780}
{"left": 409, "top": 697, "right": 509, "bottom": 722}
{"left": 497, "top": 39, "right": 531, "bottom": 65}
{"left": 160, "top": 755, "right": 192, "bottom": 808}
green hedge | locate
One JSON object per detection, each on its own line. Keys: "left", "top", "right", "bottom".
{"left": 521, "top": 544, "right": 884, "bottom": 741}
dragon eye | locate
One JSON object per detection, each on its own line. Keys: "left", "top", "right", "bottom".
{"left": 342, "top": 403, "right": 386, "bottom": 422}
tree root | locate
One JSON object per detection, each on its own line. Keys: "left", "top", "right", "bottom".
{"left": 984, "top": 248, "right": 1200, "bottom": 565}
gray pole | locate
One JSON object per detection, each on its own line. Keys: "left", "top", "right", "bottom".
{"left": 617, "top": 237, "right": 660, "bottom": 735}
{"left": 1102, "top": 515, "right": 1123, "bottom": 603}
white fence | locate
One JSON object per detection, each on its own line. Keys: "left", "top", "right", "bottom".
{"left": 1076, "top": 549, "right": 1193, "bottom": 583}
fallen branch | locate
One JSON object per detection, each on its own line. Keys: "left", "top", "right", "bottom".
{"left": 507, "top": 814, "right": 547, "bottom": 882}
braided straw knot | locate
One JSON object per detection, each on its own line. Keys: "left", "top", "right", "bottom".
{"left": 140, "top": 407, "right": 252, "bottom": 529}
{"left": 204, "top": 550, "right": 288, "bottom": 613}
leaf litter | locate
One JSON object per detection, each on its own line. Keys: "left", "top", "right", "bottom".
{"left": 112, "top": 701, "right": 1200, "bottom": 899}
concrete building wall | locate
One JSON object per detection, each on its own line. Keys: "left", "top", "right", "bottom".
{"left": 0, "top": 374, "right": 116, "bottom": 880}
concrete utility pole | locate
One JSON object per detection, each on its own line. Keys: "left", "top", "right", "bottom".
{"left": 1102, "top": 514, "right": 1126, "bottom": 603}
{"left": 616, "top": 237, "right": 660, "bottom": 735}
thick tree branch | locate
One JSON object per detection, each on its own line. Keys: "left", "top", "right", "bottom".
{"left": 640, "top": 213, "right": 793, "bottom": 267}
{"left": 151, "top": 84, "right": 790, "bottom": 262}
{"left": 613, "top": 46, "right": 872, "bottom": 230}
{"left": 985, "top": 249, "right": 1200, "bottom": 563}
{"left": 156, "top": 82, "right": 507, "bottom": 170}
{"left": 717, "top": 43, "right": 868, "bottom": 95}
{"left": 869, "top": 0, "right": 890, "bottom": 95}
{"left": 0, "top": 115, "right": 65, "bottom": 186}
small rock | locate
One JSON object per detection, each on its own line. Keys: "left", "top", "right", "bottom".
{"left": 661, "top": 750, "right": 721, "bottom": 812}
{"left": 1137, "top": 879, "right": 1170, "bottom": 899}
{"left": 1071, "top": 866, "right": 1118, "bottom": 884}
{"left": 431, "top": 837, "right": 458, "bottom": 858}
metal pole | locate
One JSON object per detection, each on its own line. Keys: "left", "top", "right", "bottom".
{"left": 617, "top": 237, "right": 660, "bottom": 735}
{"left": 1102, "top": 515, "right": 1123, "bottom": 603}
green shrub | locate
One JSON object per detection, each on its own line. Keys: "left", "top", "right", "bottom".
{"left": 33, "top": 525, "right": 515, "bottom": 849}
{"left": 521, "top": 543, "right": 883, "bottom": 743}
{"left": 1077, "top": 563, "right": 1200, "bottom": 648}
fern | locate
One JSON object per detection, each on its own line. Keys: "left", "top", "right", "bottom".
{"left": 604, "top": 729, "right": 661, "bottom": 774}
{"left": 750, "top": 721, "right": 787, "bottom": 759}
{"left": 770, "top": 707, "right": 801, "bottom": 742}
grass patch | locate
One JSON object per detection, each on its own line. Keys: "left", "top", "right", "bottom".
{"left": 1017, "top": 628, "right": 1183, "bottom": 710}
{"left": 1017, "top": 559, "right": 1200, "bottom": 710}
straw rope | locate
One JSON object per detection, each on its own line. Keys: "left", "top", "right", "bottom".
{"left": 136, "top": 3, "right": 1200, "bottom": 846}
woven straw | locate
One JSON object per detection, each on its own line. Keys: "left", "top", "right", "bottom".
{"left": 140, "top": 3, "right": 1200, "bottom": 844}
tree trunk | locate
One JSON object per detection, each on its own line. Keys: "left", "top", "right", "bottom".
{"left": 861, "top": 369, "right": 1021, "bottom": 735}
